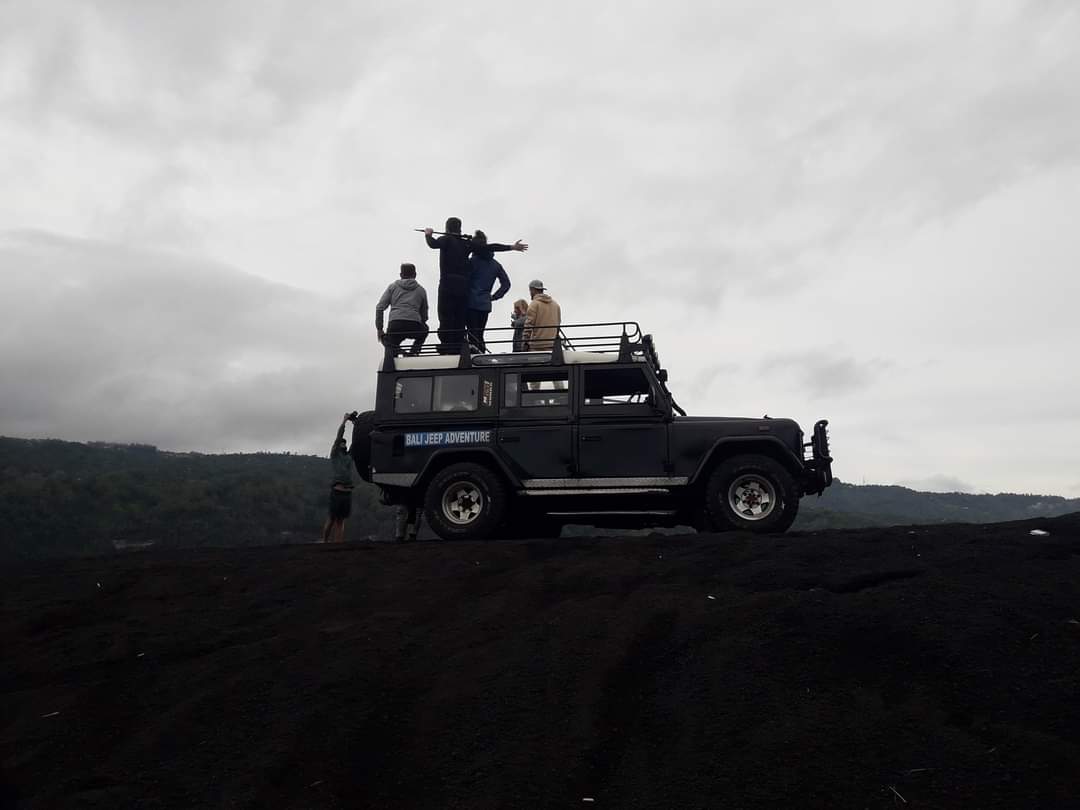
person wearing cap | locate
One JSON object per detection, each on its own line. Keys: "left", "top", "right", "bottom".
{"left": 522, "top": 279, "right": 561, "bottom": 352}
{"left": 465, "top": 230, "right": 512, "bottom": 352}
{"left": 423, "top": 218, "right": 527, "bottom": 353}
{"left": 375, "top": 263, "right": 429, "bottom": 356}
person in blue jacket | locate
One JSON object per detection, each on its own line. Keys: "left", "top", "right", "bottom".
{"left": 465, "top": 230, "right": 512, "bottom": 351}
{"left": 424, "top": 218, "right": 525, "bottom": 353}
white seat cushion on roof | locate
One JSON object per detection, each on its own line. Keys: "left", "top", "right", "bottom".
{"left": 381, "top": 355, "right": 462, "bottom": 371}
{"left": 562, "top": 351, "right": 619, "bottom": 364}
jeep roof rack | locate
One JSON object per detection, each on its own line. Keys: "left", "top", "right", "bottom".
{"left": 381, "top": 321, "right": 657, "bottom": 371}
{"left": 380, "top": 320, "right": 685, "bottom": 415}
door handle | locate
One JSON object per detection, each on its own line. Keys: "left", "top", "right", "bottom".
{"left": 581, "top": 435, "right": 602, "bottom": 442}
{"left": 499, "top": 436, "right": 521, "bottom": 443}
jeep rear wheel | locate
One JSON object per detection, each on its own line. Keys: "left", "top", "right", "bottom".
{"left": 705, "top": 454, "right": 798, "bottom": 534}
{"left": 424, "top": 462, "right": 507, "bottom": 540}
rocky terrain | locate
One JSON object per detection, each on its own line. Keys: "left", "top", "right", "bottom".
{"left": 4, "top": 514, "right": 1080, "bottom": 808}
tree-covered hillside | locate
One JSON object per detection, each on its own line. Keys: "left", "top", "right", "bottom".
{"left": 0, "top": 437, "right": 394, "bottom": 560}
{"left": 2, "top": 436, "right": 1077, "bottom": 560}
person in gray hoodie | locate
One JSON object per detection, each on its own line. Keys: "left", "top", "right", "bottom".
{"left": 376, "top": 263, "right": 429, "bottom": 355}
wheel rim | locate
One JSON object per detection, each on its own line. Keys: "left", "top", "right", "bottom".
{"left": 728, "top": 474, "right": 777, "bottom": 521}
{"left": 441, "top": 481, "right": 485, "bottom": 525}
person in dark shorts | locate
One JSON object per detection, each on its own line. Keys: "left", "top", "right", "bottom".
{"left": 322, "top": 413, "right": 356, "bottom": 543}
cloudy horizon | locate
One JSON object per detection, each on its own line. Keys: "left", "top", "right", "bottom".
{"left": 2, "top": 1, "right": 1079, "bottom": 496}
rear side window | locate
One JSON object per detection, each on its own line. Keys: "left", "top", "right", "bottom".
{"left": 583, "top": 367, "right": 653, "bottom": 407}
{"left": 504, "top": 370, "right": 570, "bottom": 408}
{"left": 434, "top": 375, "right": 479, "bottom": 412}
{"left": 395, "top": 377, "right": 432, "bottom": 413}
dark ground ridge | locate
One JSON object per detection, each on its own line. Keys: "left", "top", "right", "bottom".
{"left": 3, "top": 513, "right": 1080, "bottom": 808}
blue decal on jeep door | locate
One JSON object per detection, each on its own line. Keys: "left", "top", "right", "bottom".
{"left": 404, "top": 430, "right": 493, "bottom": 448}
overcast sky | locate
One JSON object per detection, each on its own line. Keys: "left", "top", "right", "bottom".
{"left": 1, "top": 0, "right": 1078, "bottom": 496}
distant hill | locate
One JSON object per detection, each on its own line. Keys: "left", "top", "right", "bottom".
{"left": 1, "top": 435, "right": 1077, "bottom": 559}
{"left": 795, "top": 481, "right": 1080, "bottom": 530}
{"left": 0, "top": 436, "right": 394, "bottom": 561}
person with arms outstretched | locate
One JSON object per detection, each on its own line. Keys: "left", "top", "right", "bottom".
{"left": 423, "top": 217, "right": 526, "bottom": 353}
{"left": 465, "top": 231, "right": 512, "bottom": 351}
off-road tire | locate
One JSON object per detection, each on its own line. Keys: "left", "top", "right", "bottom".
{"left": 349, "top": 411, "right": 376, "bottom": 481}
{"left": 773, "top": 495, "right": 800, "bottom": 532}
{"left": 705, "top": 454, "right": 798, "bottom": 534}
{"left": 424, "top": 462, "right": 508, "bottom": 541}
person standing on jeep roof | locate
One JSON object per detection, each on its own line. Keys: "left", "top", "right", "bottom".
{"left": 522, "top": 279, "right": 561, "bottom": 351}
{"left": 511, "top": 298, "right": 529, "bottom": 352}
{"left": 465, "top": 230, "right": 512, "bottom": 352}
{"left": 322, "top": 413, "right": 356, "bottom": 543}
{"left": 376, "top": 263, "right": 429, "bottom": 355}
{"left": 424, "top": 218, "right": 527, "bottom": 353}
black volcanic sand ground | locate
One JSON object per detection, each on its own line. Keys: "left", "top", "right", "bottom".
{"left": 4, "top": 515, "right": 1080, "bottom": 809}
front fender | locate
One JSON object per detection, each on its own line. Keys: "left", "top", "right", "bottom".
{"left": 689, "top": 437, "right": 804, "bottom": 485}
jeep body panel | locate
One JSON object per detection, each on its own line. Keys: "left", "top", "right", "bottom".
{"left": 363, "top": 321, "right": 834, "bottom": 530}
{"left": 668, "top": 416, "right": 804, "bottom": 481}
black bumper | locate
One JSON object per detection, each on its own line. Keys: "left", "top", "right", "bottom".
{"left": 802, "top": 419, "right": 833, "bottom": 495}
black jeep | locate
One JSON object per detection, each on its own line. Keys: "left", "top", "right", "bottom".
{"left": 351, "top": 322, "right": 832, "bottom": 540}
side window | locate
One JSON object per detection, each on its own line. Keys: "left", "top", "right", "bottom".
{"left": 504, "top": 370, "right": 570, "bottom": 408}
{"left": 394, "top": 376, "right": 432, "bottom": 413}
{"left": 434, "top": 375, "right": 479, "bottom": 412}
{"left": 583, "top": 367, "right": 654, "bottom": 407}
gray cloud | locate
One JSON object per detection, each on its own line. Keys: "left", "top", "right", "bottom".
{"left": 2, "top": 1, "right": 1080, "bottom": 494}
{"left": 760, "top": 352, "right": 892, "bottom": 399}
{"left": 0, "top": 231, "right": 375, "bottom": 452}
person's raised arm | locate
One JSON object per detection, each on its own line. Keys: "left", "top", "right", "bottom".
{"left": 488, "top": 239, "right": 528, "bottom": 253}
{"left": 424, "top": 228, "right": 442, "bottom": 250}
{"left": 491, "top": 263, "right": 511, "bottom": 302}
{"left": 331, "top": 415, "right": 348, "bottom": 456}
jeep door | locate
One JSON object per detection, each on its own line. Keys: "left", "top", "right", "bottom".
{"left": 497, "top": 369, "right": 574, "bottom": 480}
{"left": 576, "top": 365, "right": 669, "bottom": 478}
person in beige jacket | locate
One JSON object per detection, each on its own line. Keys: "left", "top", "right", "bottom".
{"left": 522, "top": 279, "right": 562, "bottom": 351}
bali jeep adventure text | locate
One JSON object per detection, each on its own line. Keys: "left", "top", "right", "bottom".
{"left": 349, "top": 322, "right": 833, "bottom": 540}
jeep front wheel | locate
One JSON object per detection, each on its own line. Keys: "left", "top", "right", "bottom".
{"left": 424, "top": 462, "right": 507, "bottom": 540}
{"left": 705, "top": 454, "right": 798, "bottom": 534}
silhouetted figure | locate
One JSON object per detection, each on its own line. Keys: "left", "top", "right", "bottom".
{"left": 394, "top": 504, "right": 421, "bottom": 542}
{"left": 376, "top": 263, "right": 429, "bottom": 355}
{"left": 322, "top": 413, "right": 356, "bottom": 543}
{"left": 424, "top": 218, "right": 526, "bottom": 353}
{"left": 465, "top": 231, "right": 512, "bottom": 351}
